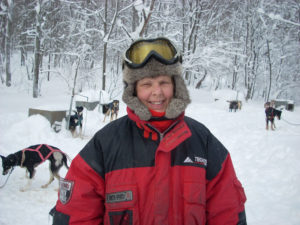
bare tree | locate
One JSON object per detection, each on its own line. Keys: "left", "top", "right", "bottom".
{"left": 265, "top": 39, "right": 272, "bottom": 102}
{"left": 1, "top": 0, "right": 299, "bottom": 103}
{"left": 2, "top": 0, "right": 14, "bottom": 87}
{"left": 139, "top": 0, "right": 156, "bottom": 37}
{"left": 32, "top": 0, "right": 42, "bottom": 98}
{"left": 101, "top": 0, "right": 119, "bottom": 91}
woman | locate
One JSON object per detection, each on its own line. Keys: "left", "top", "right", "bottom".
{"left": 51, "top": 37, "right": 247, "bottom": 225}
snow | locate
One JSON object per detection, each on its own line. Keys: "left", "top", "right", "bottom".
{"left": 1, "top": 81, "right": 300, "bottom": 225}
{"left": 133, "top": 0, "right": 144, "bottom": 11}
{"left": 257, "top": 7, "right": 300, "bottom": 27}
{"left": 212, "top": 88, "right": 244, "bottom": 101}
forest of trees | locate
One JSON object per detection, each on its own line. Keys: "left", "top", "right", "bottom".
{"left": 0, "top": 0, "right": 299, "bottom": 103}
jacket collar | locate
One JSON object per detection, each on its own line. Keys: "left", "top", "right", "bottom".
{"left": 126, "top": 107, "right": 185, "bottom": 141}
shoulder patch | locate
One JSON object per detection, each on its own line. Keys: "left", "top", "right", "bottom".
{"left": 59, "top": 178, "right": 74, "bottom": 205}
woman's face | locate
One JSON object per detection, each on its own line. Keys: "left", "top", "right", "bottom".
{"left": 136, "top": 75, "right": 174, "bottom": 112}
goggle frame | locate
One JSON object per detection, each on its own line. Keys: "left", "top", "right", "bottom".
{"left": 124, "top": 37, "right": 182, "bottom": 69}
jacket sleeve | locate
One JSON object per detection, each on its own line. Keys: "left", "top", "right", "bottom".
{"left": 206, "top": 134, "right": 247, "bottom": 225}
{"left": 52, "top": 138, "right": 105, "bottom": 225}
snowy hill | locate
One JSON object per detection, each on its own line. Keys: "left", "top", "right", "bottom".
{"left": 0, "top": 80, "right": 300, "bottom": 225}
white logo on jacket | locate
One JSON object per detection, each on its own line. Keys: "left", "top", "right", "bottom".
{"left": 184, "top": 156, "right": 207, "bottom": 166}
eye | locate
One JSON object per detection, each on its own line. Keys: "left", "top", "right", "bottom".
{"left": 160, "top": 80, "right": 172, "bottom": 86}
{"left": 140, "top": 82, "right": 152, "bottom": 87}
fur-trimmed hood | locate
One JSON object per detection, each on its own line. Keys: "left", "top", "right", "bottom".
{"left": 122, "top": 57, "right": 190, "bottom": 121}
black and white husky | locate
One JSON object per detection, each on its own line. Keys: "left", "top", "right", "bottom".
{"left": 0, "top": 144, "right": 70, "bottom": 191}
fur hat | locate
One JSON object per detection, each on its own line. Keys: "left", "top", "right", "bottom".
{"left": 122, "top": 57, "right": 191, "bottom": 121}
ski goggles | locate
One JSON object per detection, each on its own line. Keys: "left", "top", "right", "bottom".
{"left": 124, "top": 37, "right": 181, "bottom": 69}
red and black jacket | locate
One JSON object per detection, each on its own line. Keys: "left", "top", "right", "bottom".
{"left": 52, "top": 109, "right": 247, "bottom": 225}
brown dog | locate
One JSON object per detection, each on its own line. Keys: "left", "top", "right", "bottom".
{"left": 264, "top": 102, "right": 282, "bottom": 130}
{"left": 103, "top": 100, "right": 119, "bottom": 122}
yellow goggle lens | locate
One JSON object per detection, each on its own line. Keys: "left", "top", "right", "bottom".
{"left": 128, "top": 40, "right": 176, "bottom": 64}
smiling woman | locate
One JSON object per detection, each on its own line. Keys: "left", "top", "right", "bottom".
{"left": 51, "top": 37, "right": 247, "bottom": 225}
{"left": 136, "top": 75, "right": 174, "bottom": 112}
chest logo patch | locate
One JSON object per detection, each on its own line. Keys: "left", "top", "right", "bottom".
{"left": 106, "top": 191, "right": 133, "bottom": 203}
{"left": 184, "top": 156, "right": 207, "bottom": 166}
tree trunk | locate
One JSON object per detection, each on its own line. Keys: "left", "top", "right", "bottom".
{"left": 20, "top": 32, "right": 27, "bottom": 66}
{"left": 5, "top": 14, "right": 12, "bottom": 87}
{"left": 0, "top": 54, "right": 4, "bottom": 84}
{"left": 33, "top": 34, "right": 41, "bottom": 98}
{"left": 132, "top": 0, "right": 138, "bottom": 32}
{"left": 139, "top": 0, "right": 156, "bottom": 37}
{"left": 47, "top": 54, "right": 51, "bottom": 81}
{"left": 102, "top": 42, "right": 107, "bottom": 91}
{"left": 181, "top": 0, "right": 186, "bottom": 81}
{"left": 102, "top": 0, "right": 108, "bottom": 91}
{"left": 33, "top": 1, "right": 41, "bottom": 98}
{"left": 20, "top": 47, "right": 26, "bottom": 66}
{"left": 66, "top": 59, "right": 80, "bottom": 129}
{"left": 195, "top": 69, "right": 207, "bottom": 89}
{"left": 266, "top": 39, "right": 272, "bottom": 102}
{"left": 232, "top": 54, "right": 238, "bottom": 90}
{"left": 102, "top": 0, "right": 119, "bottom": 91}
{"left": 244, "top": 2, "right": 250, "bottom": 90}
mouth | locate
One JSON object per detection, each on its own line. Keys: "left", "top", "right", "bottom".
{"left": 150, "top": 101, "right": 164, "bottom": 105}
{"left": 148, "top": 100, "right": 166, "bottom": 111}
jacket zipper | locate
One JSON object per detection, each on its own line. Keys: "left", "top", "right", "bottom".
{"left": 146, "top": 120, "right": 180, "bottom": 142}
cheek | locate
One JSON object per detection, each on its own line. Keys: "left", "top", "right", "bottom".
{"left": 136, "top": 88, "right": 150, "bottom": 102}
{"left": 163, "top": 87, "right": 174, "bottom": 100}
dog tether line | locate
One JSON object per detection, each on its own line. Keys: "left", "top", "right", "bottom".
{"left": 0, "top": 167, "right": 14, "bottom": 188}
{"left": 281, "top": 118, "right": 300, "bottom": 126}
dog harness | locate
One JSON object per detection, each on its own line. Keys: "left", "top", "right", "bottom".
{"left": 265, "top": 107, "right": 275, "bottom": 123}
{"left": 21, "top": 144, "right": 61, "bottom": 167}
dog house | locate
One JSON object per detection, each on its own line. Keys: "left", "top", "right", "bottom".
{"left": 271, "top": 99, "right": 294, "bottom": 111}
{"left": 28, "top": 108, "right": 67, "bottom": 132}
{"left": 75, "top": 101, "right": 99, "bottom": 111}
{"left": 287, "top": 103, "right": 294, "bottom": 111}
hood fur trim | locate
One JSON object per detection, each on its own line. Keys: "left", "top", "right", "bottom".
{"left": 122, "top": 58, "right": 190, "bottom": 121}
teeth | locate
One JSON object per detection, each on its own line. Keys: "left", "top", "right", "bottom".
{"left": 151, "top": 102, "right": 162, "bottom": 105}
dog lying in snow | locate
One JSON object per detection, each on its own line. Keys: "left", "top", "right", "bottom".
{"left": 0, "top": 144, "right": 70, "bottom": 191}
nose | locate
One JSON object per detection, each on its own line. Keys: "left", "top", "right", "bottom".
{"left": 152, "top": 83, "right": 163, "bottom": 96}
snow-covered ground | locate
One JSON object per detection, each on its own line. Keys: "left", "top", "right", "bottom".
{"left": 0, "top": 79, "right": 300, "bottom": 225}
